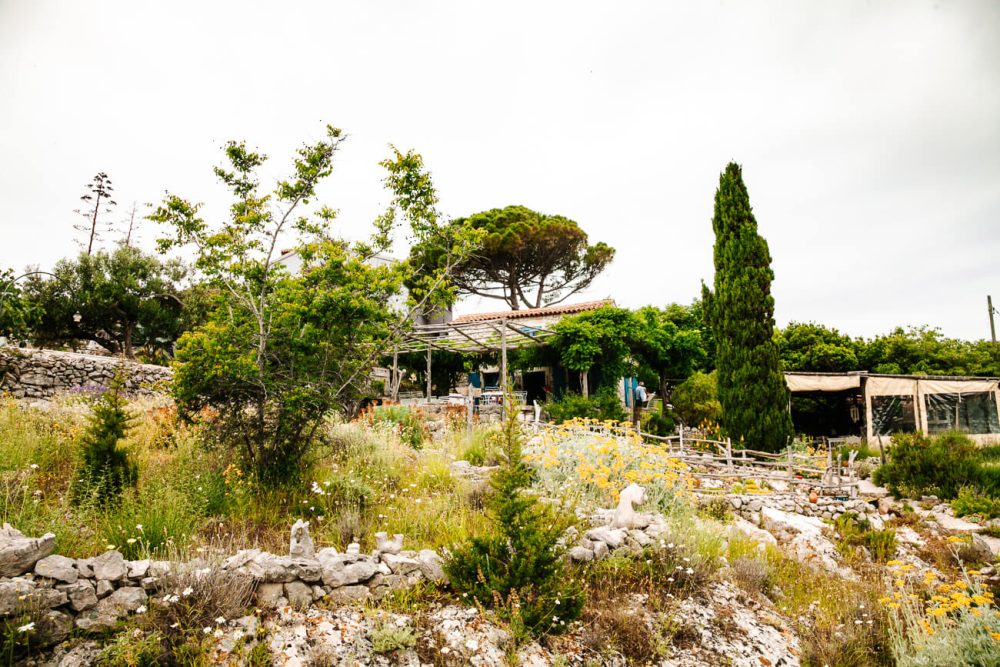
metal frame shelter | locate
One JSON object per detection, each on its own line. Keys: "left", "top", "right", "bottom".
{"left": 389, "top": 317, "right": 558, "bottom": 400}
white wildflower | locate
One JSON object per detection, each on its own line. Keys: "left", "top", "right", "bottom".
{"left": 17, "top": 622, "right": 35, "bottom": 633}
{"left": 135, "top": 605, "right": 147, "bottom": 614}
{"left": 182, "top": 586, "right": 194, "bottom": 597}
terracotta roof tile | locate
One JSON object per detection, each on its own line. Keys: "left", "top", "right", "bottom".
{"left": 451, "top": 299, "right": 615, "bottom": 324}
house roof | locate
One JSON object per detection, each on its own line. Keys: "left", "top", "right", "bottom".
{"left": 451, "top": 299, "right": 615, "bottom": 324}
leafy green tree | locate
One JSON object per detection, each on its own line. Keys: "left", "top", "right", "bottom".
{"left": 408, "top": 204, "right": 614, "bottom": 310}
{"left": 777, "top": 321, "right": 861, "bottom": 372}
{"left": 630, "top": 304, "right": 707, "bottom": 402}
{"left": 72, "top": 370, "right": 138, "bottom": 505}
{"left": 670, "top": 371, "right": 722, "bottom": 427}
{"left": 551, "top": 306, "right": 636, "bottom": 396}
{"left": 0, "top": 269, "right": 39, "bottom": 343}
{"left": 445, "top": 394, "right": 584, "bottom": 638}
{"left": 859, "top": 326, "right": 1000, "bottom": 377}
{"left": 702, "top": 163, "right": 793, "bottom": 451}
{"left": 151, "top": 128, "right": 472, "bottom": 487}
{"left": 22, "top": 247, "right": 186, "bottom": 359}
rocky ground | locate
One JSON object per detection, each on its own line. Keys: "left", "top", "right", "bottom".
{"left": 6, "top": 462, "right": 1000, "bottom": 665}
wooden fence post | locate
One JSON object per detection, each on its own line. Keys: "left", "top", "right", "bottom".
{"left": 786, "top": 445, "right": 794, "bottom": 480}
{"left": 726, "top": 437, "right": 733, "bottom": 473}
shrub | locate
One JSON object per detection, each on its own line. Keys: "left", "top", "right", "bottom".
{"left": 370, "top": 621, "right": 417, "bottom": 653}
{"left": 951, "top": 486, "right": 1000, "bottom": 519}
{"left": 641, "top": 408, "right": 675, "bottom": 437}
{"left": 544, "top": 388, "right": 626, "bottom": 424}
{"left": 669, "top": 371, "right": 721, "bottom": 426}
{"left": 833, "top": 512, "right": 897, "bottom": 564}
{"left": 887, "top": 573, "right": 1000, "bottom": 667}
{"left": 873, "top": 432, "right": 984, "bottom": 500}
{"left": 445, "top": 394, "right": 584, "bottom": 638}
{"left": 122, "top": 565, "right": 256, "bottom": 662}
{"left": 730, "top": 555, "right": 773, "bottom": 594}
{"left": 367, "top": 405, "right": 427, "bottom": 449}
{"left": 71, "top": 371, "right": 138, "bottom": 506}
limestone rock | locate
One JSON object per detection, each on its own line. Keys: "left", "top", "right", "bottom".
{"left": 37, "top": 609, "right": 74, "bottom": 643}
{"left": 375, "top": 532, "right": 404, "bottom": 555}
{"left": 569, "top": 546, "right": 594, "bottom": 562}
{"left": 247, "top": 553, "right": 322, "bottom": 583}
{"left": 256, "top": 582, "right": 285, "bottom": 608}
{"left": 75, "top": 586, "right": 147, "bottom": 631}
{"left": 95, "top": 579, "right": 114, "bottom": 598}
{"left": 728, "top": 516, "right": 778, "bottom": 547}
{"left": 416, "top": 549, "right": 446, "bottom": 583}
{"left": 91, "top": 550, "right": 127, "bottom": 581}
{"left": 127, "top": 559, "right": 150, "bottom": 579}
{"left": 289, "top": 519, "right": 314, "bottom": 559}
{"left": 381, "top": 552, "right": 421, "bottom": 576}
{"left": 35, "top": 554, "right": 79, "bottom": 583}
{"left": 284, "top": 581, "right": 313, "bottom": 609}
{"left": 58, "top": 580, "right": 99, "bottom": 611}
{"left": 325, "top": 584, "right": 369, "bottom": 604}
{"left": 585, "top": 526, "right": 627, "bottom": 549}
{"left": 322, "top": 558, "right": 377, "bottom": 588}
{"left": 0, "top": 523, "right": 56, "bottom": 577}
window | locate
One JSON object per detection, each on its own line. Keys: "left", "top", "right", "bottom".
{"left": 925, "top": 392, "right": 1000, "bottom": 435}
{"left": 871, "top": 395, "right": 917, "bottom": 437}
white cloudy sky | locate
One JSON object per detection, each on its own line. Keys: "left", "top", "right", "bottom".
{"left": 1, "top": 0, "right": 998, "bottom": 340}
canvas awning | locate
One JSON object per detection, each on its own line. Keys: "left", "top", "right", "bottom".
{"left": 785, "top": 373, "right": 862, "bottom": 392}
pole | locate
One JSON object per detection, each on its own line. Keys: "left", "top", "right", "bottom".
{"left": 391, "top": 349, "right": 399, "bottom": 401}
{"left": 500, "top": 319, "right": 508, "bottom": 391}
{"left": 426, "top": 348, "right": 432, "bottom": 402}
{"left": 989, "top": 295, "right": 997, "bottom": 344}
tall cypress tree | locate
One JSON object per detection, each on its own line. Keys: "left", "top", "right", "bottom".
{"left": 702, "top": 163, "right": 793, "bottom": 452}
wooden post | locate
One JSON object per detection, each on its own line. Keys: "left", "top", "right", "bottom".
{"left": 391, "top": 349, "right": 399, "bottom": 401}
{"left": 678, "top": 425, "right": 684, "bottom": 450}
{"left": 726, "top": 437, "right": 733, "bottom": 473}
{"left": 500, "top": 320, "right": 508, "bottom": 391}
{"left": 580, "top": 371, "right": 588, "bottom": 398}
{"left": 786, "top": 445, "right": 794, "bottom": 480}
{"left": 426, "top": 347, "right": 432, "bottom": 402}
{"left": 466, "top": 393, "right": 473, "bottom": 433}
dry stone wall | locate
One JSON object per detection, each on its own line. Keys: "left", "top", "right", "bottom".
{"left": 0, "top": 523, "right": 445, "bottom": 647}
{"left": 0, "top": 348, "right": 172, "bottom": 399}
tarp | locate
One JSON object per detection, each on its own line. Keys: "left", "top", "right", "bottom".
{"left": 785, "top": 373, "right": 862, "bottom": 392}
{"left": 918, "top": 379, "right": 999, "bottom": 395}
{"left": 865, "top": 376, "right": 918, "bottom": 396}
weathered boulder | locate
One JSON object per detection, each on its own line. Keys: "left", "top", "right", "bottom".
{"left": 0, "top": 578, "right": 66, "bottom": 615}
{"left": 0, "top": 523, "right": 55, "bottom": 577}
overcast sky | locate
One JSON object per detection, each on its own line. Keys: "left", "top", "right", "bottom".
{"left": 1, "top": 0, "right": 998, "bottom": 340}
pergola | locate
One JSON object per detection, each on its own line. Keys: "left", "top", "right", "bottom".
{"left": 389, "top": 316, "right": 558, "bottom": 400}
